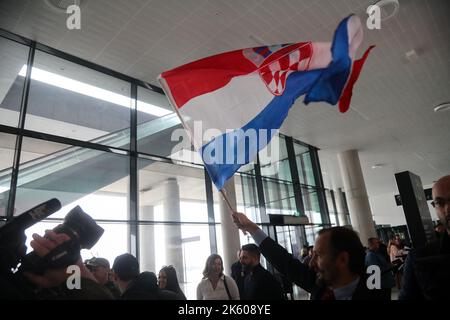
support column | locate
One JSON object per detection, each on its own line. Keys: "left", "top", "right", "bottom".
{"left": 163, "top": 178, "right": 184, "bottom": 282}
{"left": 139, "top": 205, "right": 155, "bottom": 273}
{"left": 337, "top": 150, "right": 376, "bottom": 243}
{"left": 335, "top": 188, "right": 350, "bottom": 227}
{"left": 217, "top": 176, "right": 241, "bottom": 275}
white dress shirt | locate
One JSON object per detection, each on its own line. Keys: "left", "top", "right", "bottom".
{"left": 196, "top": 275, "right": 240, "bottom": 300}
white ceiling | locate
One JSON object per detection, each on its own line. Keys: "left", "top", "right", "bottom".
{"left": 0, "top": 0, "right": 449, "bottom": 198}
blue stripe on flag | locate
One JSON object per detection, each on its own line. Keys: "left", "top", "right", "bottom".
{"left": 304, "top": 15, "right": 351, "bottom": 105}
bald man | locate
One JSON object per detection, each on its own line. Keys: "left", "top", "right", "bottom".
{"left": 399, "top": 175, "right": 450, "bottom": 299}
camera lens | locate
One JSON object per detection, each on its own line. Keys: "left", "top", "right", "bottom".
{"left": 19, "top": 206, "right": 104, "bottom": 274}
{"left": 54, "top": 206, "right": 104, "bottom": 249}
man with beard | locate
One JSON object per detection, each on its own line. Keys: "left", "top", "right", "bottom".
{"left": 236, "top": 243, "right": 284, "bottom": 300}
{"left": 232, "top": 212, "right": 383, "bottom": 300}
{"left": 399, "top": 175, "right": 450, "bottom": 300}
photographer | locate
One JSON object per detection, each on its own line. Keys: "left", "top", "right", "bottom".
{"left": 0, "top": 200, "right": 112, "bottom": 300}
{"left": 23, "top": 229, "right": 113, "bottom": 299}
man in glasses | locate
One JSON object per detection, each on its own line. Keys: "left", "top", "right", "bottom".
{"left": 399, "top": 175, "right": 450, "bottom": 299}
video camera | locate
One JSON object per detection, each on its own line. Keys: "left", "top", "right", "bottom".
{"left": 0, "top": 199, "right": 104, "bottom": 298}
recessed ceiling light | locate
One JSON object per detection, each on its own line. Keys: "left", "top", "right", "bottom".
{"left": 371, "top": 164, "right": 384, "bottom": 169}
{"left": 433, "top": 102, "right": 450, "bottom": 113}
{"left": 373, "top": 0, "right": 400, "bottom": 21}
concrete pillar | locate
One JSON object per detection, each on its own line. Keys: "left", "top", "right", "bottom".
{"left": 337, "top": 150, "right": 376, "bottom": 243}
{"left": 139, "top": 205, "right": 155, "bottom": 273}
{"left": 163, "top": 178, "right": 184, "bottom": 282}
{"left": 335, "top": 188, "right": 349, "bottom": 227}
{"left": 217, "top": 176, "right": 241, "bottom": 275}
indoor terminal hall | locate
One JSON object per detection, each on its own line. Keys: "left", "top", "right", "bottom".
{"left": 0, "top": 0, "right": 449, "bottom": 303}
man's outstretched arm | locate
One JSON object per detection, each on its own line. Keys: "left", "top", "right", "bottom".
{"left": 232, "top": 211, "right": 316, "bottom": 292}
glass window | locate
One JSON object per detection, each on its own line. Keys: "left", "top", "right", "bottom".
{"left": 85, "top": 222, "right": 128, "bottom": 264}
{"left": 294, "top": 143, "right": 316, "bottom": 187}
{"left": 275, "top": 226, "right": 293, "bottom": 253}
{"left": 262, "top": 177, "right": 297, "bottom": 216}
{"left": 325, "top": 189, "right": 338, "bottom": 226}
{"left": 137, "top": 86, "right": 184, "bottom": 158}
{"left": 25, "top": 51, "right": 131, "bottom": 146}
{"left": 0, "top": 132, "right": 16, "bottom": 216}
{"left": 302, "top": 187, "right": 322, "bottom": 225}
{"left": 259, "top": 135, "right": 297, "bottom": 217}
{"left": 0, "top": 38, "right": 29, "bottom": 127}
{"left": 234, "top": 172, "right": 262, "bottom": 223}
{"left": 138, "top": 157, "right": 209, "bottom": 223}
{"left": 289, "top": 226, "right": 304, "bottom": 259}
{"left": 305, "top": 225, "right": 321, "bottom": 247}
{"left": 14, "top": 136, "right": 129, "bottom": 220}
{"left": 259, "top": 135, "right": 292, "bottom": 182}
{"left": 140, "top": 223, "right": 211, "bottom": 300}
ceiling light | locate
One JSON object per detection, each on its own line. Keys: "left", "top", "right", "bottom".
{"left": 371, "top": 164, "right": 384, "bottom": 169}
{"left": 433, "top": 102, "right": 450, "bottom": 113}
{"left": 373, "top": 0, "right": 400, "bottom": 21}
{"left": 19, "top": 65, "right": 172, "bottom": 117}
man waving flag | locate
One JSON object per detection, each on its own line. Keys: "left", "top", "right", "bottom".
{"left": 158, "top": 15, "right": 373, "bottom": 191}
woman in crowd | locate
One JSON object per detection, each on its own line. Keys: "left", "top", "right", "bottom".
{"left": 387, "top": 235, "right": 406, "bottom": 289}
{"left": 158, "top": 265, "right": 187, "bottom": 300}
{"left": 197, "top": 254, "right": 239, "bottom": 300}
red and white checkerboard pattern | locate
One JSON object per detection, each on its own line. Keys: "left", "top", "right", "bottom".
{"left": 259, "top": 43, "right": 312, "bottom": 96}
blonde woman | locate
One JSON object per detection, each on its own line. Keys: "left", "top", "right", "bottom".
{"left": 197, "top": 254, "right": 239, "bottom": 300}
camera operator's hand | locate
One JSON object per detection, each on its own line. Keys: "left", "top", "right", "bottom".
{"left": 23, "top": 229, "right": 97, "bottom": 288}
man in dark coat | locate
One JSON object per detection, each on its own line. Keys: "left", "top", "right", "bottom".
{"left": 399, "top": 175, "right": 450, "bottom": 300}
{"left": 232, "top": 212, "right": 384, "bottom": 300}
{"left": 237, "top": 243, "right": 284, "bottom": 300}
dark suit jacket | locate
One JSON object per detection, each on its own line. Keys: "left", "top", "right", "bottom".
{"left": 399, "top": 232, "right": 450, "bottom": 300}
{"left": 259, "top": 236, "right": 383, "bottom": 300}
{"left": 230, "top": 261, "right": 244, "bottom": 296}
{"left": 240, "top": 263, "right": 285, "bottom": 300}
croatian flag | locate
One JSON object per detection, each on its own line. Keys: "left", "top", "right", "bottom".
{"left": 159, "top": 15, "right": 373, "bottom": 190}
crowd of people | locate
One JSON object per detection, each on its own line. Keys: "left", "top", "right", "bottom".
{"left": 1, "top": 175, "right": 448, "bottom": 300}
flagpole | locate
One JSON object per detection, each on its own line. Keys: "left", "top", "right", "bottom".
{"left": 220, "top": 187, "right": 248, "bottom": 235}
{"left": 219, "top": 188, "right": 234, "bottom": 213}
